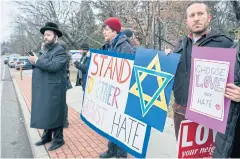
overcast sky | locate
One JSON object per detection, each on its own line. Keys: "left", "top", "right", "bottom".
{"left": 0, "top": 0, "right": 19, "bottom": 43}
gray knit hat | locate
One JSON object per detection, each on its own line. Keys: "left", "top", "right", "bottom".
{"left": 123, "top": 29, "right": 133, "bottom": 38}
{"left": 79, "top": 42, "right": 89, "bottom": 51}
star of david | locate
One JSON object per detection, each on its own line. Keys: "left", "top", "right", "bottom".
{"left": 129, "top": 54, "right": 174, "bottom": 117}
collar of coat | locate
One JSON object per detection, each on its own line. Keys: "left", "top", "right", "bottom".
{"left": 187, "top": 27, "right": 211, "bottom": 40}
{"left": 181, "top": 28, "right": 232, "bottom": 46}
{"left": 103, "top": 32, "right": 131, "bottom": 51}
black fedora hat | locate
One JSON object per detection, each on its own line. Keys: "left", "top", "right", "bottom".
{"left": 40, "top": 22, "right": 63, "bottom": 37}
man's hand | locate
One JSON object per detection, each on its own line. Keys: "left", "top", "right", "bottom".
{"left": 164, "top": 46, "right": 172, "bottom": 55}
{"left": 165, "top": 48, "right": 172, "bottom": 55}
{"left": 86, "top": 51, "right": 91, "bottom": 57}
{"left": 225, "top": 83, "right": 240, "bottom": 102}
{"left": 73, "top": 60, "right": 79, "bottom": 67}
{"left": 28, "top": 52, "right": 38, "bottom": 64}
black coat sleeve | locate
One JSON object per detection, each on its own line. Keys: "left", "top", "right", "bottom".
{"left": 173, "top": 37, "right": 185, "bottom": 54}
{"left": 234, "top": 43, "right": 240, "bottom": 85}
{"left": 35, "top": 49, "right": 67, "bottom": 72}
{"left": 74, "top": 56, "right": 89, "bottom": 73}
{"left": 121, "top": 42, "right": 135, "bottom": 54}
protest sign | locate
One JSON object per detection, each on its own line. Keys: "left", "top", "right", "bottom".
{"left": 186, "top": 46, "right": 237, "bottom": 133}
{"left": 81, "top": 48, "right": 180, "bottom": 157}
{"left": 80, "top": 49, "right": 151, "bottom": 158}
{"left": 189, "top": 58, "right": 229, "bottom": 121}
{"left": 125, "top": 48, "right": 180, "bottom": 132}
{"left": 70, "top": 50, "right": 82, "bottom": 61}
{"left": 178, "top": 120, "right": 216, "bottom": 158}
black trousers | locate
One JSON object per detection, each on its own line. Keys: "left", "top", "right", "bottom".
{"left": 108, "top": 141, "right": 127, "bottom": 156}
{"left": 173, "top": 111, "right": 186, "bottom": 140}
{"left": 41, "top": 125, "right": 64, "bottom": 144}
{"left": 231, "top": 120, "right": 240, "bottom": 158}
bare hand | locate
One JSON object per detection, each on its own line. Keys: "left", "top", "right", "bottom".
{"left": 86, "top": 51, "right": 91, "bottom": 57}
{"left": 164, "top": 48, "right": 172, "bottom": 55}
{"left": 28, "top": 52, "right": 38, "bottom": 64}
{"left": 225, "top": 83, "right": 240, "bottom": 102}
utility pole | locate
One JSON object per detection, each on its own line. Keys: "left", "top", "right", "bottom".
{"left": 158, "top": 0, "right": 161, "bottom": 50}
{"left": 151, "top": 0, "right": 156, "bottom": 49}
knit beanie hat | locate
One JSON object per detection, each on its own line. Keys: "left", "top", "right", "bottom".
{"left": 104, "top": 17, "right": 121, "bottom": 33}
{"left": 123, "top": 29, "right": 133, "bottom": 38}
{"left": 79, "top": 42, "right": 89, "bottom": 51}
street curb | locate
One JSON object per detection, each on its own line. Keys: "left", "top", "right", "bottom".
{"left": 10, "top": 69, "right": 49, "bottom": 158}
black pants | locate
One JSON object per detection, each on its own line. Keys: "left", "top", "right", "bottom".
{"left": 42, "top": 125, "right": 64, "bottom": 144}
{"left": 108, "top": 141, "right": 127, "bottom": 156}
{"left": 231, "top": 120, "right": 240, "bottom": 157}
{"left": 173, "top": 111, "right": 186, "bottom": 140}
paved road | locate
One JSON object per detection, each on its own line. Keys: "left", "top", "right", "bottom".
{"left": 1, "top": 56, "right": 33, "bottom": 158}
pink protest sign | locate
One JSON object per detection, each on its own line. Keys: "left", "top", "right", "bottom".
{"left": 185, "top": 46, "right": 237, "bottom": 134}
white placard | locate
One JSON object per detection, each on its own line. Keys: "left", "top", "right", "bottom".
{"left": 189, "top": 58, "right": 230, "bottom": 121}
{"left": 82, "top": 52, "right": 147, "bottom": 153}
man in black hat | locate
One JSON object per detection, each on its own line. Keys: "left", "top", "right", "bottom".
{"left": 74, "top": 42, "right": 90, "bottom": 91}
{"left": 28, "top": 22, "right": 67, "bottom": 151}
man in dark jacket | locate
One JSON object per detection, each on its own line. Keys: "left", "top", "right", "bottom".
{"left": 58, "top": 40, "right": 73, "bottom": 128}
{"left": 99, "top": 17, "right": 134, "bottom": 158}
{"left": 213, "top": 43, "right": 240, "bottom": 158}
{"left": 28, "top": 22, "right": 67, "bottom": 151}
{"left": 169, "top": 2, "right": 234, "bottom": 140}
{"left": 74, "top": 42, "right": 90, "bottom": 91}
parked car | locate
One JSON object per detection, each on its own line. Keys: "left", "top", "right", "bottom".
{"left": 15, "top": 56, "right": 32, "bottom": 70}
{"left": 4, "top": 56, "right": 9, "bottom": 64}
{"left": 9, "top": 54, "right": 20, "bottom": 59}
{"left": 8, "top": 57, "right": 18, "bottom": 68}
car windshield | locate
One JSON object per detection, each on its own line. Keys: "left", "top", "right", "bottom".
{"left": 10, "top": 58, "right": 18, "bottom": 61}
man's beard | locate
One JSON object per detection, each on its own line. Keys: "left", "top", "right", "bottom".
{"left": 44, "top": 38, "right": 56, "bottom": 49}
{"left": 191, "top": 23, "right": 209, "bottom": 35}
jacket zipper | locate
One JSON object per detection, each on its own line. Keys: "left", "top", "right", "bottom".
{"left": 182, "top": 37, "right": 212, "bottom": 106}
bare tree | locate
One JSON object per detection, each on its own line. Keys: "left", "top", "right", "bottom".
{"left": 5, "top": 0, "right": 240, "bottom": 53}
{"left": 11, "top": 0, "right": 101, "bottom": 51}
{"left": 231, "top": 1, "right": 240, "bottom": 24}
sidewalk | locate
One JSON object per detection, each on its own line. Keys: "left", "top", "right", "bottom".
{"left": 11, "top": 69, "right": 108, "bottom": 158}
{"left": 10, "top": 68, "right": 177, "bottom": 158}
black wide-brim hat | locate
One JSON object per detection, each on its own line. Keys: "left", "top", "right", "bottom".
{"left": 40, "top": 22, "right": 63, "bottom": 37}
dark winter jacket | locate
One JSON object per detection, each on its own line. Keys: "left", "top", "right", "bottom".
{"left": 102, "top": 32, "right": 135, "bottom": 54}
{"left": 74, "top": 53, "right": 89, "bottom": 91}
{"left": 173, "top": 29, "right": 234, "bottom": 107}
{"left": 30, "top": 43, "right": 67, "bottom": 129}
{"left": 66, "top": 59, "right": 72, "bottom": 90}
{"left": 213, "top": 43, "right": 240, "bottom": 158}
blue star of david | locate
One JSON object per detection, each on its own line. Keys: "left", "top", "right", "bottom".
{"left": 133, "top": 65, "right": 173, "bottom": 117}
